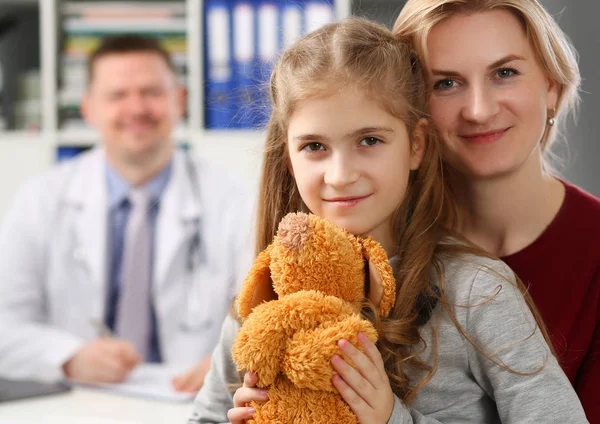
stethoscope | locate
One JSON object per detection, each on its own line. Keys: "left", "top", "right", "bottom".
{"left": 184, "top": 150, "right": 205, "bottom": 274}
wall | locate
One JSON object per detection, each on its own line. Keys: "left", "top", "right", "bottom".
{"left": 541, "top": 1, "right": 599, "bottom": 196}
{"left": 352, "top": 0, "right": 404, "bottom": 28}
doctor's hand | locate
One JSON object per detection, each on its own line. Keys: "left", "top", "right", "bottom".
{"left": 172, "top": 355, "right": 212, "bottom": 392}
{"left": 62, "top": 338, "right": 142, "bottom": 384}
{"left": 227, "top": 371, "right": 268, "bottom": 424}
{"left": 331, "top": 332, "right": 395, "bottom": 424}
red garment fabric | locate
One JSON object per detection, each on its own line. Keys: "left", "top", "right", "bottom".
{"left": 502, "top": 181, "right": 600, "bottom": 422}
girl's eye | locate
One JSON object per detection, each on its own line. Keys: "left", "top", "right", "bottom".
{"left": 359, "top": 137, "right": 382, "bottom": 146}
{"left": 496, "top": 67, "right": 518, "bottom": 79}
{"left": 433, "top": 79, "right": 458, "bottom": 90}
{"left": 301, "top": 142, "right": 325, "bottom": 152}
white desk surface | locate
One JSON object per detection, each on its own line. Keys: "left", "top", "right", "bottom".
{"left": 0, "top": 387, "right": 195, "bottom": 423}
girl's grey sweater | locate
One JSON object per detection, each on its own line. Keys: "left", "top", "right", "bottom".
{"left": 187, "top": 254, "right": 588, "bottom": 423}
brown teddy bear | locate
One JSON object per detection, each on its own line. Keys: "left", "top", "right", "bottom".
{"left": 232, "top": 212, "right": 397, "bottom": 423}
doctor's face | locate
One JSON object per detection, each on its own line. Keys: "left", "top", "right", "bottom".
{"left": 82, "top": 52, "right": 186, "bottom": 165}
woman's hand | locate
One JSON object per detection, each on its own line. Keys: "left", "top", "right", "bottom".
{"left": 227, "top": 371, "right": 269, "bottom": 424}
{"left": 331, "top": 332, "right": 395, "bottom": 424}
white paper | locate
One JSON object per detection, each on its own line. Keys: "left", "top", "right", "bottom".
{"left": 75, "top": 364, "right": 195, "bottom": 403}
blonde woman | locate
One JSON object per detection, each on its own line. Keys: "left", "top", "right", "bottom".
{"left": 394, "top": 0, "right": 600, "bottom": 421}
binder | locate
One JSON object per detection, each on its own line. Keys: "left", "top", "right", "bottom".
{"left": 204, "top": 0, "right": 234, "bottom": 129}
{"left": 304, "top": 0, "right": 335, "bottom": 34}
{"left": 204, "top": 0, "right": 337, "bottom": 130}
{"left": 251, "top": 0, "right": 279, "bottom": 129}
{"left": 231, "top": 0, "right": 256, "bottom": 128}
{"left": 280, "top": 1, "right": 303, "bottom": 49}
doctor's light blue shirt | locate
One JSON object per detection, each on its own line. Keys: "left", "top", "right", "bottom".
{"left": 105, "top": 161, "right": 173, "bottom": 363}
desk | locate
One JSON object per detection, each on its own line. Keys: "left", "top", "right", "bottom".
{"left": 0, "top": 387, "right": 194, "bottom": 423}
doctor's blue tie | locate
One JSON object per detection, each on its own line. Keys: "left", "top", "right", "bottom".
{"left": 115, "top": 188, "right": 152, "bottom": 360}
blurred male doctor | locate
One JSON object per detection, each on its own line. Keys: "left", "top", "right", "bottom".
{"left": 0, "top": 35, "right": 253, "bottom": 392}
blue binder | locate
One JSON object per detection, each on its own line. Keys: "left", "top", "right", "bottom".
{"left": 204, "top": 0, "right": 234, "bottom": 129}
{"left": 251, "top": 0, "right": 279, "bottom": 129}
{"left": 231, "top": 0, "right": 256, "bottom": 128}
{"left": 304, "top": 0, "right": 335, "bottom": 34}
{"left": 210, "top": 0, "right": 336, "bottom": 130}
{"left": 280, "top": 0, "right": 304, "bottom": 50}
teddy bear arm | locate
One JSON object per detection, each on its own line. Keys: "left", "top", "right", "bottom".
{"left": 232, "top": 302, "right": 291, "bottom": 387}
{"left": 278, "top": 292, "right": 358, "bottom": 331}
{"left": 283, "top": 315, "right": 379, "bottom": 392}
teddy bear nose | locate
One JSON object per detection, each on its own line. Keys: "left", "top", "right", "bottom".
{"left": 277, "top": 212, "right": 312, "bottom": 251}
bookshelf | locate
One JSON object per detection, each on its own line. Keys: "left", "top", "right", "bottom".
{"left": 0, "top": 0, "right": 358, "bottom": 220}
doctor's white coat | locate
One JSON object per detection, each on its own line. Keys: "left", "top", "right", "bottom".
{"left": 0, "top": 148, "right": 255, "bottom": 381}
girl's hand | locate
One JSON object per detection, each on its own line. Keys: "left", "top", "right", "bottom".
{"left": 331, "top": 332, "right": 395, "bottom": 424}
{"left": 227, "top": 371, "right": 269, "bottom": 424}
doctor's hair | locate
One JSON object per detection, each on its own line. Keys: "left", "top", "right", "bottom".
{"left": 393, "top": 0, "right": 581, "bottom": 174}
{"left": 86, "top": 34, "right": 177, "bottom": 84}
{"left": 253, "top": 17, "right": 554, "bottom": 404}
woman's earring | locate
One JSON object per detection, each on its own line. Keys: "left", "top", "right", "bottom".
{"left": 547, "top": 108, "right": 556, "bottom": 126}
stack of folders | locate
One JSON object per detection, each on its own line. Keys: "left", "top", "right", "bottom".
{"left": 203, "top": 0, "right": 335, "bottom": 130}
{"left": 59, "top": 1, "right": 188, "bottom": 133}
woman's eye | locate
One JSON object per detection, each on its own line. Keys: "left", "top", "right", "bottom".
{"left": 433, "top": 79, "right": 458, "bottom": 90}
{"left": 301, "top": 142, "right": 325, "bottom": 152}
{"left": 359, "top": 137, "right": 382, "bottom": 146}
{"left": 496, "top": 68, "right": 518, "bottom": 79}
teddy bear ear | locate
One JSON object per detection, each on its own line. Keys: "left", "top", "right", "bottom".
{"left": 237, "top": 245, "right": 277, "bottom": 319}
{"left": 360, "top": 238, "right": 397, "bottom": 317}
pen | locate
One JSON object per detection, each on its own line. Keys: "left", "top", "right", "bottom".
{"left": 89, "top": 319, "right": 116, "bottom": 338}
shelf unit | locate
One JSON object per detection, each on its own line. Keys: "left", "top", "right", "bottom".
{"left": 0, "top": 0, "right": 399, "bottom": 220}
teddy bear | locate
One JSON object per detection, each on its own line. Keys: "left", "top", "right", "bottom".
{"left": 232, "top": 212, "right": 397, "bottom": 423}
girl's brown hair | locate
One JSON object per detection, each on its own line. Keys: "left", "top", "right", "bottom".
{"left": 253, "top": 16, "right": 552, "bottom": 404}
{"left": 393, "top": 0, "right": 581, "bottom": 173}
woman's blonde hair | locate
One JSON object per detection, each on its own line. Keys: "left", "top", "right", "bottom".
{"left": 393, "top": 0, "right": 581, "bottom": 172}
{"left": 253, "top": 16, "right": 552, "bottom": 403}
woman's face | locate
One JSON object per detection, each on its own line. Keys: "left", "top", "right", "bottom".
{"left": 426, "top": 9, "right": 558, "bottom": 180}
